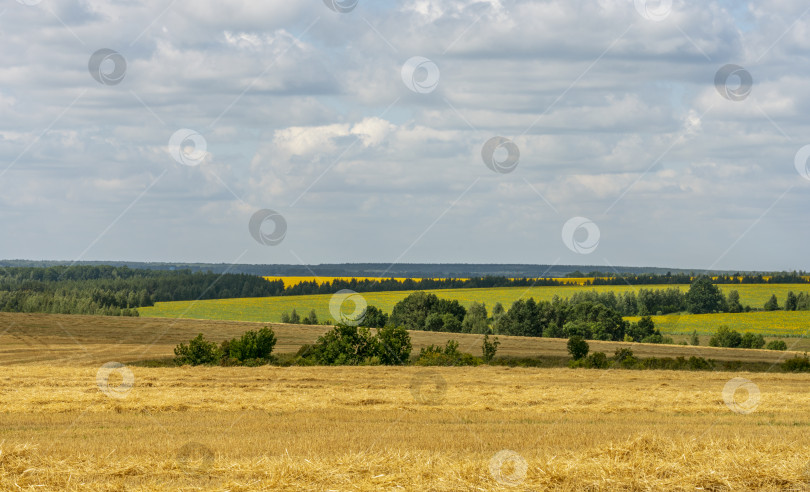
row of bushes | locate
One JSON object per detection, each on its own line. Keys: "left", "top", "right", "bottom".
{"left": 569, "top": 343, "right": 715, "bottom": 371}
{"left": 174, "top": 327, "right": 807, "bottom": 372}
{"left": 708, "top": 326, "right": 787, "bottom": 350}
{"left": 174, "top": 327, "right": 278, "bottom": 366}
{"left": 174, "top": 324, "right": 501, "bottom": 367}
{"left": 568, "top": 336, "right": 805, "bottom": 372}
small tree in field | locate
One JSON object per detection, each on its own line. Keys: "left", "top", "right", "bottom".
{"left": 482, "top": 334, "right": 500, "bottom": 363}
{"left": 223, "top": 326, "right": 277, "bottom": 363}
{"left": 567, "top": 336, "right": 589, "bottom": 360}
{"left": 174, "top": 333, "right": 221, "bottom": 366}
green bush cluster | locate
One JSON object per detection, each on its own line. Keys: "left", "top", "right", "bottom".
{"left": 297, "top": 324, "right": 412, "bottom": 366}
{"left": 708, "top": 326, "right": 769, "bottom": 349}
{"left": 783, "top": 354, "right": 810, "bottom": 372}
{"left": 174, "top": 327, "right": 277, "bottom": 366}
{"left": 415, "top": 340, "right": 480, "bottom": 366}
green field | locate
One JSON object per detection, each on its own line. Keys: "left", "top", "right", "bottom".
{"left": 140, "top": 284, "right": 810, "bottom": 337}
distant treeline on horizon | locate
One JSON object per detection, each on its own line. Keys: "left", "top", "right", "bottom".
{"left": 0, "top": 259, "right": 751, "bottom": 278}
{"left": 0, "top": 264, "right": 807, "bottom": 317}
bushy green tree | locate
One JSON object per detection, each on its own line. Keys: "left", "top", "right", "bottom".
{"left": 376, "top": 325, "right": 412, "bottom": 365}
{"left": 424, "top": 312, "right": 444, "bottom": 332}
{"left": 359, "top": 305, "right": 389, "bottom": 328}
{"left": 726, "top": 290, "right": 743, "bottom": 313}
{"left": 174, "top": 333, "right": 221, "bottom": 365}
{"left": 739, "top": 332, "right": 765, "bottom": 349}
{"left": 309, "top": 324, "right": 379, "bottom": 365}
{"left": 462, "top": 302, "right": 490, "bottom": 334}
{"left": 685, "top": 277, "right": 725, "bottom": 314}
{"left": 440, "top": 313, "right": 462, "bottom": 333}
{"left": 708, "top": 326, "right": 742, "bottom": 348}
{"left": 627, "top": 316, "right": 656, "bottom": 342}
{"left": 764, "top": 294, "right": 779, "bottom": 311}
{"left": 491, "top": 302, "right": 505, "bottom": 320}
{"left": 567, "top": 336, "right": 589, "bottom": 360}
{"left": 223, "top": 327, "right": 277, "bottom": 363}
{"left": 389, "top": 292, "right": 465, "bottom": 331}
{"left": 689, "top": 330, "right": 700, "bottom": 346}
{"left": 785, "top": 291, "right": 798, "bottom": 311}
{"left": 496, "top": 298, "right": 542, "bottom": 336}
{"left": 797, "top": 293, "right": 810, "bottom": 310}
{"left": 766, "top": 340, "right": 787, "bottom": 351}
{"left": 562, "top": 320, "right": 593, "bottom": 339}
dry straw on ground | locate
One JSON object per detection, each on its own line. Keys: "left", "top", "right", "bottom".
{"left": 1, "top": 312, "right": 809, "bottom": 490}
{"left": 2, "top": 363, "right": 810, "bottom": 490}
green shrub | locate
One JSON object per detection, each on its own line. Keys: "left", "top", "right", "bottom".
{"left": 222, "top": 327, "right": 277, "bottom": 364}
{"left": 687, "top": 356, "right": 713, "bottom": 370}
{"left": 584, "top": 351, "right": 609, "bottom": 369}
{"left": 308, "top": 324, "right": 379, "bottom": 365}
{"left": 611, "top": 347, "right": 636, "bottom": 368}
{"left": 304, "top": 324, "right": 413, "bottom": 366}
{"left": 739, "top": 332, "right": 765, "bottom": 349}
{"left": 709, "top": 326, "right": 742, "bottom": 348}
{"left": 766, "top": 340, "right": 788, "bottom": 351}
{"left": 567, "top": 336, "right": 589, "bottom": 360}
{"left": 783, "top": 354, "right": 810, "bottom": 372}
{"left": 415, "top": 340, "right": 479, "bottom": 366}
{"left": 613, "top": 347, "right": 634, "bottom": 363}
{"left": 640, "top": 333, "right": 674, "bottom": 344}
{"left": 174, "top": 333, "right": 221, "bottom": 366}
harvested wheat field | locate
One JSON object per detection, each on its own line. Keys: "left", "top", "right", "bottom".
{"left": 2, "top": 364, "right": 810, "bottom": 490}
{"left": 2, "top": 312, "right": 810, "bottom": 490}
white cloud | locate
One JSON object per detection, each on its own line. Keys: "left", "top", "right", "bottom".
{"left": 0, "top": 0, "right": 808, "bottom": 269}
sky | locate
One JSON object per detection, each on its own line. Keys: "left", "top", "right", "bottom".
{"left": 1, "top": 0, "right": 809, "bottom": 271}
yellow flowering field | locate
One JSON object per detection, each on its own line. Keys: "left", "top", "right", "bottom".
{"left": 140, "top": 284, "right": 810, "bottom": 332}
{"left": 628, "top": 311, "right": 810, "bottom": 337}
{"left": 262, "top": 276, "right": 446, "bottom": 287}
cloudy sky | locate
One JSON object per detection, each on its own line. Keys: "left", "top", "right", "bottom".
{"left": 1, "top": 0, "right": 809, "bottom": 271}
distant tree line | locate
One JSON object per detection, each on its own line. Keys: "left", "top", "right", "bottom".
{"left": 0, "top": 265, "right": 283, "bottom": 316}
{"left": 572, "top": 271, "right": 810, "bottom": 285}
{"left": 275, "top": 272, "right": 810, "bottom": 296}
{"left": 3, "top": 264, "right": 809, "bottom": 319}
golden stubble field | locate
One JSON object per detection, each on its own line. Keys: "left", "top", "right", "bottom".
{"left": 2, "top": 365, "right": 810, "bottom": 490}
{"left": 2, "top": 312, "right": 810, "bottom": 490}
